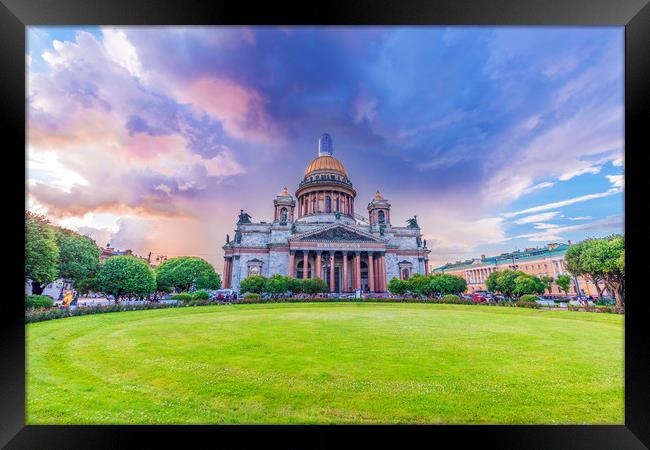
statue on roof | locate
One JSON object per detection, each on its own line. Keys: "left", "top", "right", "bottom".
{"left": 379, "top": 224, "right": 385, "bottom": 236}
{"left": 237, "top": 209, "right": 252, "bottom": 224}
{"left": 226, "top": 234, "right": 230, "bottom": 244}
{"left": 406, "top": 215, "right": 420, "bottom": 229}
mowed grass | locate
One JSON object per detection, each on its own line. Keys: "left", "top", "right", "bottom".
{"left": 27, "top": 303, "right": 624, "bottom": 424}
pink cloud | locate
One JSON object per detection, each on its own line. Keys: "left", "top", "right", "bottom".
{"left": 177, "top": 76, "right": 280, "bottom": 142}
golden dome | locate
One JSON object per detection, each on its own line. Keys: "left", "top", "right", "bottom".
{"left": 278, "top": 186, "right": 290, "bottom": 196}
{"left": 304, "top": 155, "right": 348, "bottom": 178}
{"left": 374, "top": 190, "right": 384, "bottom": 201}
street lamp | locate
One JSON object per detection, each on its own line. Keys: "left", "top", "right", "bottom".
{"left": 510, "top": 254, "right": 519, "bottom": 270}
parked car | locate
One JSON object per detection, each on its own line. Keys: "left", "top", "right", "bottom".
{"left": 471, "top": 293, "right": 488, "bottom": 303}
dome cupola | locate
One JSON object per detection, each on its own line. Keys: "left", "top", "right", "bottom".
{"left": 295, "top": 133, "right": 357, "bottom": 222}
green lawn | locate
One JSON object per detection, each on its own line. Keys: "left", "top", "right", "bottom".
{"left": 26, "top": 302, "right": 624, "bottom": 424}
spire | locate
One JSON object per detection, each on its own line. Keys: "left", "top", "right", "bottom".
{"left": 374, "top": 190, "right": 384, "bottom": 201}
{"left": 278, "top": 186, "right": 290, "bottom": 196}
{"left": 318, "top": 133, "right": 333, "bottom": 157}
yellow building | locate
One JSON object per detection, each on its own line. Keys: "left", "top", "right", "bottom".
{"left": 432, "top": 243, "right": 607, "bottom": 298}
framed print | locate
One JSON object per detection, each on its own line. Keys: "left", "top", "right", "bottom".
{"left": 3, "top": 0, "right": 649, "bottom": 447}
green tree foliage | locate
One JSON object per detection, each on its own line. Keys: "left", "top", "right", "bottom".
{"left": 618, "top": 249, "right": 624, "bottom": 276}
{"left": 25, "top": 212, "right": 60, "bottom": 294}
{"left": 555, "top": 274, "right": 572, "bottom": 296}
{"left": 512, "top": 274, "right": 545, "bottom": 299}
{"left": 387, "top": 277, "right": 409, "bottom": 295}
{"left": 155, "top": 257, "right": 221, "bottom": 292}
{"left": 565, "top": 235, "right": 625, "bottom": 306}
{"left": 55, "top": 228, "right": 101, "bottom": 284}
{"left": 287, "top": 277, "right": 304, "bottom": 294}
{"left": 74, "top": 276, "right": 98, "bottom": 295}
{"left": 408, "top": 273, "right": 430, "bottom": 295}
{"left": 302, "top": 278, "right": 329, "bottom": 294}
{"left": 540, "top": 276, "right": 554, "bottom": 294}
{"left": 239, "top": 275, "right": 267, "bottom": 294}
{"left": 96, "top": 256, "right": 156, "bottom": 299}
{"left": 265, "top": 274, "right": 289, "bottom": 294}
{"left": 485, "top": 269, "right": 521, "bottom": 299}
{"left": 428, "top": 273, "right": 467, "bottom": 295}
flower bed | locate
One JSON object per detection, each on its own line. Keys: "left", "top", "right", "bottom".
{"left": 26, "top": 296, "right": 623, "bottom": 323}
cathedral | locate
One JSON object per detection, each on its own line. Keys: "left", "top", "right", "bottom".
{"left": 222, "top": 134, "right": 430, "bottom": 293}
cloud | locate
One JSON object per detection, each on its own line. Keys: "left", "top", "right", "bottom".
{"left": 175, "top": 76, "right": 279, "bottom": 142}
{"left": 514, "top": 211, "right": 562, "bottom": 224}
{"left": 102, "top": 28, "right": 147, "bottom": 80}
{"left": 503, "top": 190, "right": 620, "bottom": 218}
{"left": 606, "top": 174, "right": 624, "bottom": 189}
{"left": 514, "top": 214, "right": 622, "bottom": 242}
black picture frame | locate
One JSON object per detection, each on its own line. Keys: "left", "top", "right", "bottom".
{"left": 2, "top": 0, "right": 648, "bottom": 448}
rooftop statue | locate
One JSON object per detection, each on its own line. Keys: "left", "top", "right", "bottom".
{"left": 237, "top": 209, "right": 252, "bottom": 224}
{"left": 406, "top": 215, "right": 420, "bottom": 229}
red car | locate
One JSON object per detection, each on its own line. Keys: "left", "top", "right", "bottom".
{"left": 471, "top": 293, "right": 488, "bottom": 303}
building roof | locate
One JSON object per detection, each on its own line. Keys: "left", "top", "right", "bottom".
{"left": 304, "top": 155, "right": 348, "bottom": 178}
{"left": 432, "top": 243, "right": 570, "bottom": 272}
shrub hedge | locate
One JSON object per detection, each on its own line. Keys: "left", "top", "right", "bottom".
{"left": 244, "top": 293, "right": 261, "bottom": 299}
{"left": 193, "top": 290, "right": 210, "bottom": 300}
{"left": 170, "top": 293, "right": 193, "bottom": 301}
{"left": 519, "top": 294, "right": 539, "bottom": 303}
{"left": 25, "top": 295, "right": 54, "bottom": 310}
{"left": 25, "top": 295, "right": 623, "bottom": 323}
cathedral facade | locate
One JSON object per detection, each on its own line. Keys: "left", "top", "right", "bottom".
{"left": 222, "top": 134, "right": 430, "bottom": 293}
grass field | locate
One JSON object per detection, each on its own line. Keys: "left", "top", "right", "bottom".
{"left": 26, "top": 302, "right": 624, "bottom": 424}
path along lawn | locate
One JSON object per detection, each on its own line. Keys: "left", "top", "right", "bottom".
{"left": 26, "top": 302, "right": 624, "bottom": 424}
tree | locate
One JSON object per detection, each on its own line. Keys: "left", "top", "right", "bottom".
{"left": 485, "top": 269, "right": 520, "bottom": 299}
{"left": 302, "top": 278, "right": 328, "bottom": 294}
{"left": 55, "top": 228, "right": 101, "bottom": 286}
{"left": 428, "top": 273, "right": 467, "bottom": 295}
{"left": 408, "top": 273, "right": 430, "bottom": 296}
{"left": 265, "top": 274, "right": 289, "bottom": 294}
{"left": 540, "top": 276, "right": 554, "bottom": 295}
{"left": 566, "top": 235, "right": 625, "bottom": 306}
{"left": 156, "top": 257, "right": 221, "bottom": 292}
{"left": 239, "top": 275, "right": 267, "bottom": 294}
{"left": 95, "top": 255, "right": 156, "bottom": 299}
{"left": 618, "top": 249, "right": 625, "bottom": 276}
{"left": 512, "top": 274, "right": 545, "bottom": 299}
{"left": 387, "top": 277, "right": 409, "bottom": 295}
{"left": 25, "top": 212, "right": 59, "bottom": 295}
{"left": 287, "top": 277, "right": 304, "bottom": 294}
{"left": 556, "top": 275, "right": 572, "bottom": 296}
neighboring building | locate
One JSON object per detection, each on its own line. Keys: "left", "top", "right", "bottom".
{"left": 222, "top": 133, "right": 431, "bottom": 293}
{"left": 431, "top": 243, "right": 608, "bottom": 297}
{"left": 100, "top": 244, "right": 133, "bottom": 261}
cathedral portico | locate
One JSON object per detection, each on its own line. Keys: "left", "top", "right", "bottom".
{"left": 223, "top": 133, "right": 430, "bottom": 293}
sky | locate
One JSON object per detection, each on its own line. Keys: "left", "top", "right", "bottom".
{"left": 26, "top": 26, "right": 624, "bottom": 271}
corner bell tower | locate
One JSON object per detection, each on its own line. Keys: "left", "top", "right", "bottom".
{"left": 368, "top": 190, "right": 391, "bottom": 229}
{"left": 273, "top": 186, "right": 295, "bottom": 225}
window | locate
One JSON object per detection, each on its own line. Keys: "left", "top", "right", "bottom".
{"left": 378, "top": 210, "right": 386, "bottom": 224}
{"left": 325, "top": 196, "right": 331, "bottom": 213}
{"left": 280, "top": 207, "right": 288, "bottom": 223}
